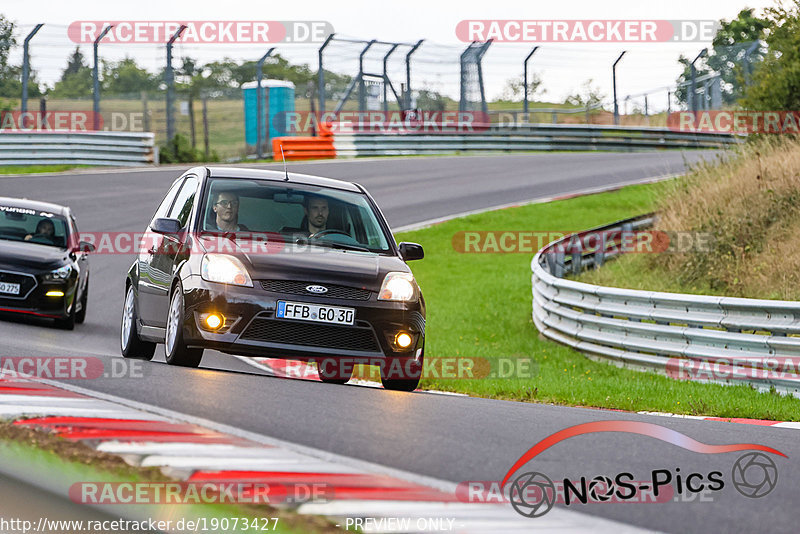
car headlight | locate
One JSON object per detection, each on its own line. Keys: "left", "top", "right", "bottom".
{"left": 201, "top": 254, "right": 253, "bottom": 287}
{"left": 378, "top": 272, "right": 418, "bottom": 302}
{"left": 44, "top": 265, "right": 72, "bottom": 281}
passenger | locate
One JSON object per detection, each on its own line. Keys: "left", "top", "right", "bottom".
{"left": 211, "top": 191, "right": 249, "bottom": 231}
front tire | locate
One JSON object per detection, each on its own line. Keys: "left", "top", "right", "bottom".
{"left": 75, "top": 279, "right": 88, "bottom": 324}
{"left": 317, "top": 357, "right": 353, "bottom": 385}
{"left": 380, "top": 354, "right": 423, "bottom": 392}
{"left": 121, "top": 284, "right": 156, "bottom": 360}
{"left": 164, "top": 284, "right": 203, "bottom": 368}
{"left": 54, "top": 296, "right": 76, "bottom": 330}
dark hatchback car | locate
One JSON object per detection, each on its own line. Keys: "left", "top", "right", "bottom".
{"left": 121, "top": 167, "right": 426, "bottom": 390}
{"left": 0, "top": 197, "right": 94, "bottom": 329}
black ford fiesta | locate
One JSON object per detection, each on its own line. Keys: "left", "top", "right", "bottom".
{"left": 121, "top": 167, "right": 426, "bottom": 391}
{"left": 0, "top": 197, "right": 94, "bottom": 329}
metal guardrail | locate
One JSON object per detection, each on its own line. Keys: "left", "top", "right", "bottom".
{"left": 334, "top": 125, "right": 739, "bottom": 156}
{"left": 531, "top": 214, "right": 800, "bottom": 395}
{"left": 0, "top": 132, "right": 156, "bottom": 166}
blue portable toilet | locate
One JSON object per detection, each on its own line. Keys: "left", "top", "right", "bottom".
{"left": 242, "top": 80, "right": 296, "bottom": 150}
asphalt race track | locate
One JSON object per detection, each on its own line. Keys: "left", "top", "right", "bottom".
{"left": 3, "top": 151, "right": 796, "bottom": 533}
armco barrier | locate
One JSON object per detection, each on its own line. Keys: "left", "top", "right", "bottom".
{"left": 334, "top": 124, "right": 738, "bottom": 156}
{"left": 0, "top": 132, "right": 156, "bottom": 166}
{"left": 531, "top": 214, "right": 800, "bottom": 395}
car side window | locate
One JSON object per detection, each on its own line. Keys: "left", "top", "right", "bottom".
{"left": 151, "top": 179, "right": 184, "bottom": 225}
{"left": 168, "top": 176, "right": 199, "bottom": 228}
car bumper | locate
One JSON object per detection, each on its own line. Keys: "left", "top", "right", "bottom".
{"left": 180, "top": 275, "right": 425, "bottom": 361}
{"left": 0, "top": 277, "right": 76, "bottom": 320}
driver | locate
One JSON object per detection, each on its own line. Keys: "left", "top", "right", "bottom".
{"left": 304, "top": 195, "right": 330, "bottom": 235}
{"left": 24, "top": 218, "right": 55, "bottom": 243}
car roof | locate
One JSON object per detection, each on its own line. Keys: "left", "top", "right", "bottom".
{"left": 204, "top": 167, "right": 362, "bottom": 193}
{"left": 0, "top": 196, "right": 69, "bottom": 216}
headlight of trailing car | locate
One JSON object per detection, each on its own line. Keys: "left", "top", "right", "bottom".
{"left": 44, "top": 265, "right": 72, "bottom": 281}
{"left": 201, "top": 254, "right": 253, "bottom": 287}
{"left": 378, "top": 272, "right": 418, "bottom": 302}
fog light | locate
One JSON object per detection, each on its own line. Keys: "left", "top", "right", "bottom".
{"left": 395, "top": 332, "right": 413, "bottom": 349}
{"left": 204, "top": 313, "right": 223, "bottom": 330}
{"left": 45, "top": 290, "right": 64, "bottom": 297}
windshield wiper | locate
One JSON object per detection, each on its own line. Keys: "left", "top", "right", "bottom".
{"left": 300, "top": 239, "right": 371, "bottom": 253}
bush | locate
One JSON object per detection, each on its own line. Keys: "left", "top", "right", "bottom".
{"left": 158, "top": 133, "right": 218, "bottom": 163}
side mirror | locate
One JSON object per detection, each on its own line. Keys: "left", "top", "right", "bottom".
{"left": 151, "top": 217, "right": 182, "bottom": 235}
{"left": 75, "top": 241, "right": 96, "bottom": 253}
{"left": 398, "top": 242, "right": 424, "bottom": 261}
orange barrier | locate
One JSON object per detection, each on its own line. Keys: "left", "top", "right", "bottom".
{"left": 272, "top": 136, "right": 336, "bottom": 161}
{"left": 272, "top": 121, "right": 335, "bottom": 161}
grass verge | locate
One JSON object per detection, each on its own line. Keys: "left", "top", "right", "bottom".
{"left": 392, "top": 180, "right": 800, "bottom": 421}
{"left": 0, "top": 165, "right": 87, "bottom": 175}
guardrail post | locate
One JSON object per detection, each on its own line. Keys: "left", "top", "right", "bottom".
{"left": 595, "top": 231, "right": 606, "bottom": 268}
{"left": 165, "top": 25, "right": 187, "bottom": 142}
{"left": 21, "top": 24, "right": 44, "bottom": 114}
{"left": 93, "top": 25, "right": 113, "bottom": 131}
{"left": 570, "top": 235, "right": 583, "bottom": 275}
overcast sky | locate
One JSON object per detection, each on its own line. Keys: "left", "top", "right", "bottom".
{"left": 2, "top": 0, "right": 780, "bottom": 109}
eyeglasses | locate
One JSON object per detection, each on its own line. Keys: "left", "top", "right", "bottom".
{"left": 215, "top": 200, "right": 239, "bottom": 208}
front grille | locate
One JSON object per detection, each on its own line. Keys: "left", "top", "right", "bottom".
{"left": 0, "top": 270, "right": 37, "bottom": 300}
{"left": 261, "top": 280, "right": 372, "bottom": 301}
{"left": 240, "top": 318, "right": 380, "bottom": 353}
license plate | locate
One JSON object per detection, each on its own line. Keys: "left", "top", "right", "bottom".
{"left": 276, "top": 301, "right": 355, "bottom": 325}
{"left": 0, "top": 282, "right": 20, "bottom": 295}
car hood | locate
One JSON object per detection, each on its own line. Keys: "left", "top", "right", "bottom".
{"left": 0, "top": 240, "right": 70, "bottom": 272}
{"left": 197, "top": 236, "right": 410, "bottom": 289}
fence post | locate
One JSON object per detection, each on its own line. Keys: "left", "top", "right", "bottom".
{"left": 358, "top": 40, "right": 376, "bottom": 111}
{"left": 39, "top": 97, "right": 46, "bottom": 130}
{"left": 256, "top": 47, "right": 276, "bottom": 160}
{"left": 165, "top": 25, "right": 187, "bottom": 142}
{"left": 317, "top": 33, "right": 335, "bottom": 116}
{"left": 612, "top": 51, "right": 626, "bottom": 125}
{"left": 382, "top": 44, "right": 399, "bottom": 112}
{"left": 405, "top": 40, "right": 423, "bottom": 110}
{"left": 141, "top": 91, "right": 150, "bottom": 133}
{"left": 523, "top": 46, "right": 539, "bottom": 114}
{"left": 21, "top": 24, "right": 44, "bottom": 114}
{"left": 93, "top": 25, "right": 113, "bottom": 131}
{"left": 690, "top": 48, "right": 707, "bottom": 115}
{"left": 202, "top": 96, "right": 209, "bottom": 160}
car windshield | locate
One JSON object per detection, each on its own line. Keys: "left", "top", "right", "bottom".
{"left": 0, "top": 206, "right": 69, "bottom": 249}
{"left": 200, "top": 179, "right": 393, "bottom": 253}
